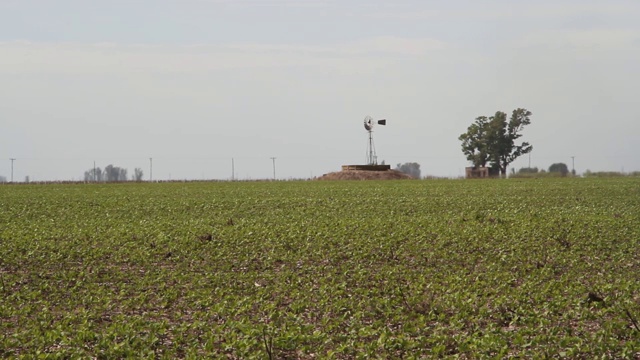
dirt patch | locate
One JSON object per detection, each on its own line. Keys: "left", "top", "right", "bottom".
{"left": 317, "top": 169, "right": 414, "bottom": 180}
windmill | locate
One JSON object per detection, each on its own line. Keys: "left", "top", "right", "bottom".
{"left": 364, "top": 115, "right": 387, "bottom": 165}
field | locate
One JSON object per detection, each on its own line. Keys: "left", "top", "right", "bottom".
{"left": 1, "top": 178, "right": 639, "bottom": 358}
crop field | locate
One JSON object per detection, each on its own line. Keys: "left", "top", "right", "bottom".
{"left": 1, "top": 178, "right": 640, "bottom": 358}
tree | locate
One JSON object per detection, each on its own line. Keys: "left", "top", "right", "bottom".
{"left": 104, "top": 165, "right": 128, "bottom": 182}
{"left": 395, "top": 162, "right": 421, "bottom": 179}
{"left": 548, "top": 163, "right": 569, "bottom": 176}
{"left": 493, "top": 109, "right": 534, "bottom": 175}
{"left": 84, "top": 167, "right": 103, "bottom": 182}
{"left": 87, "top": 165, "right": 127, "bottom": 182}
{"left": 459, "top": 108, "right": 533, "bottom": 176}
{"left": 458, "top": 116, "right": 491, "bottom": 168}
{"left": 133, "top": 168, "right": 144, "bottom": 182}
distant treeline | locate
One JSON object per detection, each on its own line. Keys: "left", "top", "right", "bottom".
{"left": 84, "top": 165, "right": 144, "bottom": 182}
{"left": 583, "top": 170, "right": 640, "bottom": 178}
{"left": 511, "top": 163, "right": 640, "bottom": 178}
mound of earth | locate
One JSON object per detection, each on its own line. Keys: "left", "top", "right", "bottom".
{"left": 317, "top": 169, "right": 414, "bottom": 180}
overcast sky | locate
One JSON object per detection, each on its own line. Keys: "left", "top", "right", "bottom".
{"left": 1, "top": 0, "right": 639, "bottom": 181}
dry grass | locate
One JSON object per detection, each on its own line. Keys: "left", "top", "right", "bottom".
{"left": 316, "top": 169, "right": 414, "bottom": 180}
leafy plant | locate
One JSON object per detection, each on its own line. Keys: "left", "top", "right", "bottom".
{"left": 0, "top": 178, "right": 638, "bottom": 357}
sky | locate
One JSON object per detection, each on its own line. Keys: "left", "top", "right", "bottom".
{"left": 1, "top": 0, "right": 639, "bottom": 181}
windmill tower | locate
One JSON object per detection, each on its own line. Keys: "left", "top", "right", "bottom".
{"left": 364, "top": 115, "right": 386, "bottom": 165}
{"left": 341, "top": 115, "right": 390, "bottom": 172}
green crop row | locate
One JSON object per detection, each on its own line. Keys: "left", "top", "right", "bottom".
{"left": 1, "top": 177, "right": 639, "bottom": 358}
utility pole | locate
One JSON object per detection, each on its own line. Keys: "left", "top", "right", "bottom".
{"left": 10, "top": 158, "right": 15, "bottom": 183}
{"left": 270, "top": 157, "right": 276, "bottom": 180}
{"left": 149, "top": 158, "right": 153, "bottom": 182}
{"left": 571, "top": 156, "right": 575, "bottom": 175}
{"left": 93, "top": 161, "right": 96, "bottom": 182}
{"left": 231, "top": 158, "right": 235, "bottom": 181}
{"left": 528, "top": 152, "right": 531, "bottom": 169}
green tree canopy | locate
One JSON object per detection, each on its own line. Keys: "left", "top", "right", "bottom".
{"left": 548, "top": 163, "right": 569, "bottom": 176}
{"left": 459, "top": 108, "right": 533, "bottom": 176}
{"left": 459, "top": 116, "right": 491, "bottom": 168}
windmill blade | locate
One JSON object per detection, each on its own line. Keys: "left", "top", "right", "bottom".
{"left": 364, "top": 115, "right": 374, "bottom": 131}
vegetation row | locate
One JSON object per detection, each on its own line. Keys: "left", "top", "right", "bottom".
{"left": 1, "top": 178, "right": 639, "bottom": 358}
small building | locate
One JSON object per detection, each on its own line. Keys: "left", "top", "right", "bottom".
{"left": 465, "top": 166, "right": 491, "bottom": 178}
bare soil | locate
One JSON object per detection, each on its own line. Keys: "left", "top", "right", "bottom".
{"left": 316, "top": 169, "right": 414, "bottom": 180}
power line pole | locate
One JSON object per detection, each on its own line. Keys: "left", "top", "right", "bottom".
{"left": 149, "top": 158, "right": 153, "bottom": 182}
{"left": 10, "top": 158, "right": 15, "bottom": 183}
{"left": 93, "top": 161, "right": 96, "bottom": 182}
{"left": 270, "top": 157, "right": 276, "bottom": 180}
{"left": 231, "top": 158, "right": 235, "bottom": 181}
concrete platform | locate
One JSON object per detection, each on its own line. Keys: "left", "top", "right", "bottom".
{"left": 341, "top": 165, "right": 391, "bottom": 171}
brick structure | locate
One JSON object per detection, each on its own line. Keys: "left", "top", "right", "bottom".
{"left": 465, "top": 167, "right": 490, "bottom": 178}
{"left": 342, "top": 165, "right": 391, "bottom": 171}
